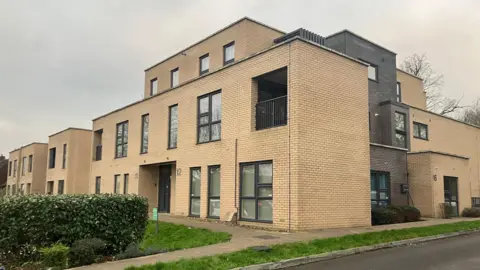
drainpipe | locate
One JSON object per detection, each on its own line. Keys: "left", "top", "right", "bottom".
{"left": 234, "top": 138, "right": 238, "bottom": 224}
{"left": 287, "top": 43, "right": 292, "bottom": 232}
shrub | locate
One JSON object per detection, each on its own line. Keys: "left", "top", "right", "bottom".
{"left": 115, "top": 243, "right": 166, "bottom": 261}
{"left": 462, "top": 207, "right": 480, "bottom": 217}
{"left": 69, "top": 238, "right": 107, "bottom": 267}
{"left": 40, "top": 243, "right": 69, "bottom": 269}
{"left": 0, "top": 194, "right": 148, "bottom": 255}
{"left": 400, "top": 205, "right": 421, "bottom": 222}
{"left": 371, "top": 207, "right": 398, "bottom": 225}
{"left": 386, "top": 205, "right": 405, "bottom": 223}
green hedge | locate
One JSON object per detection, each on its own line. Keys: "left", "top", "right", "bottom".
{"left": 0, "top": 194, "right": 148, "bottom": 254}
{"left": 462, "top": 207, "right": 480, "bottom": 217}
{"left": 372, "top": 205, "right": 421, "bottom": 225}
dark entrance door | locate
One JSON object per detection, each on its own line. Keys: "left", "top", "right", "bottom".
{"left": 444, "top": 176, "right": 459, "bottom": 216}
{"left": 158, "top": 165, "right": 171, "bottom": 213}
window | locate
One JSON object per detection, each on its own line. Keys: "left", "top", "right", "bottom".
{"left": 115, "top": 121, "right": 129, "bottom": 158}
{"left": 62, "top": 144, "right": 67, "bottom": 169}
{"left": 8, "top": 161, "right": 12, "bottom": 176}
{"left": 95, "top": 177, "right": 101, "bottom": 194}
{"left": 49, "top": 148, "right": 56, "bottom": 169}
{"left": 199, "top": 54, "right": 209, "bottom": 75}
{"left": 150, "top": 78, "right": 158, "bottom": 96}
{"left": 208, "top": 166, "right": 221, "bottom": 218}
{"left": 240, "top": 161, "right": 273, "bottom": 222}
{"left": 114, "top": 175, "right": 121, "bottom": 194}
{"left": 22, "top": 157, "right": 26, "bottom": 176}
{"left": 12, "top": 184, "right": 16, "bottom": 195}
{"left": 20, "top": 184, "right": 24, "bottom": 195}
{"left": 394, "top": 112, "right": 407, "bottom": 148}
{"left": 189, "top": 168, "right": 201, "bottom": 217}
{"left": 26, "top": 183, "right": 31, "bottom": 195}
{"left": 367, "top": 64, "right": 377, "bottom": 81}
{"left": 171, "top": 68, "right": 179, "bottom": 88}
{"left": 197, "top": 91, "right": 222, "bottom": 143}
{"left": 413, "top": 122, "right": 428, "bottom": 140}
{"left": 28, "top": 155, "right": 33, "bottom": 172}
{"left": 396, "top": 82, "right": 402, "bottom": 102}
{"left": 13, "top": 160, "right": 17, "bottom": 177}
{"left": 94, "top": 129, "right": 103, "bottom": 161}
{"left": 371, "top": 171, "right": 390, "bottom": 207}
{"left": 140, "top": 114, "right": 149, "bottom": 154}
{"left": 124, "top": 174, "right": 129, "bottom": 194}
{"left": 223, "top": 41, "right": 235, "bottom": 65}
{"left": 7, "top": 185, "right": 10, "bottom": 195}
{"left": 46, "top": 181, "right": 53, "bottom": 195}
{"left": 58, "top": 180, "right": 64, "bottom": 194}
{"left": 168, "top": 105, "right": 178, "bottom": 149}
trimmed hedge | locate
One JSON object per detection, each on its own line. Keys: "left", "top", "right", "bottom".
{"left": 372, "top": 205, "right": 421, "bottom": 225}
{"left": 462, "top": 207, "right": 480, "bottom": 217}
{"left": 371, "top": 207, "right": 398, "bottom": 225}
{"left": 0, "top": 194, "right": 148, "bottom": 255}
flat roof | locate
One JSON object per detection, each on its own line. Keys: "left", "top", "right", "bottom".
{"left": 9, "top": 142, "right": 48, "bottom": 153}
{"left": 325, "top": 29, "right": 397, "bottom": 55}
{"left": 144, "top": 17, "right": 286, "bottom": 72}
{"left": 408, "top": 151, "right": 470, "bottom": 160}
{"left": 397, "top": 68, "right": 424, "bottom": 81}
{"left": 48, "top": 127, "right": 92, "bottom": 138}
{"left": 409, "top": 105, "right": 480, "bottom": 130}
{"left": 93, "top": 36, "right": 367, "bottom": 121}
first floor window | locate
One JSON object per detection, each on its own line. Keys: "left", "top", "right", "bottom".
{"left": 7, "top": 185, "right": 10, "bottom": 195}
{"left": 190, "top": 168, "right": 201, "bottom": 217}
{"left": 114, "top": 175, "right": 121, "bottom": 194}
{"left": 168, "top": 105, "right": 178, "bottom": 149}
{"left": 20, "top": 184, "right": 24, "bottom": 195}
{"left": 396, "top": 82, "right": 402, "bottom": 102}
{"left": 12, "top": 184, "right": 16, "bottom": 195}
{"left": 28, "top": 155, "right": 33, "bottom": 172}
{"left": 62, "top": 144, "right": 67, "bottom": 169}
{"left": 198, "top": 91, "right": 222, "bottom": 143}
{"left": 240, "top": 161, "right": 273, "bottom": 222}
{"left": 13, "top": 160, "right": 17, "bottom": 176}
{"left": 58, "top": 180, "right": 64, "bottom": 194}
{"left": 22, "top": 157, "right": 26, "bottom": 175}
{"left": 95, "top": 177, "right": 101, "bottom": 194}
{"left": 413, "top": 122, "right": 428, "bottom": 140}
{"left": 371, "top": 171, "right": 390, "bottom": 207}
{"left": 46, "top": 181, "right": 53, "bottom": 195}
{"left": 394, "top": 112, "right": 407, "bottom": 148}
{"left": 115, "top": 121, "right": 129, "bottom": 158}
{"left": 49, "top": 148, "right": 56, "bottom": 168}
{"left": 26, "top": 183, "right": 31, "bottom": 195}
{"left": 140, "top": 114, "right": 149, "bottom": 154}
{"left": 208, "top": 166, "right": 220, "bottom": 218}
{"left": 8, "top": 161, "right": 12, "bottom": 176}
{"left": 124, "top": 174, "right": 129, "bottom": 194}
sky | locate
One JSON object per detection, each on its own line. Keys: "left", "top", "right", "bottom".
{"left": 0, "top": 0, "right": 479, "bottom": 156}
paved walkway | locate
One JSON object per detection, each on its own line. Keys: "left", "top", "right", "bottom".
{"left": 73, "top": 216, "right": 480, "bottom": 270}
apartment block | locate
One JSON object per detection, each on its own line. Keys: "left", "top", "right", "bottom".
{"left": 45, "top": 128, "right": 92, "bottom": 195}
{"left": 6, "top": 143, "right": 48, "bottom": 195}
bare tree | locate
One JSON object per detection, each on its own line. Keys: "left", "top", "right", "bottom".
{"left": 400, "top": 53, "right": 464, "bottom": 115}
{"left": 461, "top": 99, "right": 480, "bottom": 126}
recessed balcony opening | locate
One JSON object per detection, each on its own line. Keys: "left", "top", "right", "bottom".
{"left": 255, "top": 67, "right": 288, "bottom": 130}
{"left": 93, "top": 129, "right": 103, "bottom": 161}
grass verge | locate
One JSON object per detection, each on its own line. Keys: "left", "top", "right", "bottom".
{"left": 140, "top": 221, "right": 231, "bottom": 251}
{"left": 128, "top": 220, "right": 480, "bottom": 270}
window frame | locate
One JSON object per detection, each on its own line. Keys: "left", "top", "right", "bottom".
{"left": 413, "top": 121, "right": 429, "bottom": 140}
{"left": 223, "top": 41, "right": 235, "bottom": 65}
{"left": 168, "top": 104, "right": 178, "bottom": 149}
{"left": 197, "top": 90, "right": 222, "bottom": 144}
{"left": 13, "top": 160, "right": 17, "bottom": 177}
{"left": 22, "top": 156, "right": 26, "bottom": 176}
{"left": 170, "top": 68, "right": 179, "bottom": 88}
{"left": 394, "top": 111, "right": 407, "bottom": 148}
{"left": 48, "top": 148, "right": 56, "bottom": 169}
{"left": 58, "top": 180, "right": 64, "bottom": 194}
{"left": 123, "top": 174, "right": 129, "bottom": 194}
{"left": 199, "top": 53, "right": 210, "bottom": 75}
{"left": 396, "top": 82, "right": 402, "bottom": 102}
{"left": 8, "top": 161, "right": 12, "bottom": 176}
{"left": 140, "top": 114, "right": 149, "bottom": 154}
{"left": 115, "top": 121, "right": 129, "bottom": 158}
{"left": 150, "top": 78, "right": 158, "bottom": 96}
{"left": 62, "top": 143, "right": 67, "bottom": 169}
{"left": 370, "top": 171, "right": 391, "bottom": 207}
{"left": 207, "top": 165, "right": 221, "bottom": 219}
{"left": 95, "top": 176, "right": 101, "bottom": 194}
{"left": 114, "top": 174, "right": 121, "bottom": 194}
{"left": 359, "top": 59, "right": 378, "bottom": 82}
{"left": 189, "top": 167, "right": 201, "bottom": 217}
{"left": 239, "top": 160, "right": 273, "bottom": 223}
{"left": 28, "top": 155, "right": 33, "bottom": 172}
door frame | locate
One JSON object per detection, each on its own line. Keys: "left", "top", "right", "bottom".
{"left": 158, "top": 165, "right": 172, "bottom": 213}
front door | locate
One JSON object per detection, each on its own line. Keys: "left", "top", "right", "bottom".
{"left": 444, "top": 176, "right": 459, "bottom": 216}
{"left": 158, "top": 165, "right": 171, "bottom": 213}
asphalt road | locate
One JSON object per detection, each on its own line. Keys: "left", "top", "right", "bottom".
{"left": 289, "top": 233, "right": 480, "bottom": 270}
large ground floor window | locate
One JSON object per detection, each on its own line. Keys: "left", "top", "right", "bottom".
{"left": 371, "top": 171, "right": 390, "bottom": 207}
{"left": 208, "top": 166, "right": 221, "bottom": 218}
{"left": 190, "top": 167, "right": 201, "bottom": 217}
{"left": 240, "top": 161, "right": 273, "bottom": 222}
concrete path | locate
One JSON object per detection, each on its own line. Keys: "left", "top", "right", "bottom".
{"left": 73, "top": 216, "right": 480, "bottom": 270}
{"left": 290, "top": 232, "right": 480, "bottom": 270}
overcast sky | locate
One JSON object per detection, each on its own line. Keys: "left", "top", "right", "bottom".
{"left": 0, "top": 0, "right": 479, "bottom": 156}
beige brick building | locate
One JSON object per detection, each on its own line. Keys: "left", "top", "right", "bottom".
{"left": 6, "top": 143, "right": 48, "bottom": 195}
{"left": 45, "top": 128, "right": 92, "bottom": 195}
{"left": 90, "top": 18, "right": 371, "bottom": 231}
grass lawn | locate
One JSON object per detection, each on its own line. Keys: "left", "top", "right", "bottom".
{"left": 127, "top": 220, "right": 480, "bottom": 270}
{"left": 140, "top": 221, "right": 231, "bottom": 251}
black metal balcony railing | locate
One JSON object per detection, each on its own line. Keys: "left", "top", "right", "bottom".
{"left": 256, "top": 95, "right": 287, "bottom": 130}
{"left": 95, "top": 145, "right": 102, "bottom": 161}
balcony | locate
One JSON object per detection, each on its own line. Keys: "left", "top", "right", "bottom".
{"left": 256, "top": 96, "right": 287, "bottom": 130}
{"left": 95, "top": 145, "right": 102, "bottom": 161}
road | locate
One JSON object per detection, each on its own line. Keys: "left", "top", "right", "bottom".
{"left": 289, "top": 233, "right": 480, "bottom": 270}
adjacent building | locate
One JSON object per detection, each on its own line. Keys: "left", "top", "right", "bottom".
{"left": 6, "top": 143, "right": 48, "bottom": 195}
{"left": 45, "top": 128, "right": 92, "bottom": 195}
{"left": 0, "top": 155, "right": 8, "bottom": 196}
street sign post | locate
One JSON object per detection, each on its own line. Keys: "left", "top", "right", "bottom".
{"left": 153, "top": 207, "right": 159, "bottom": 234}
